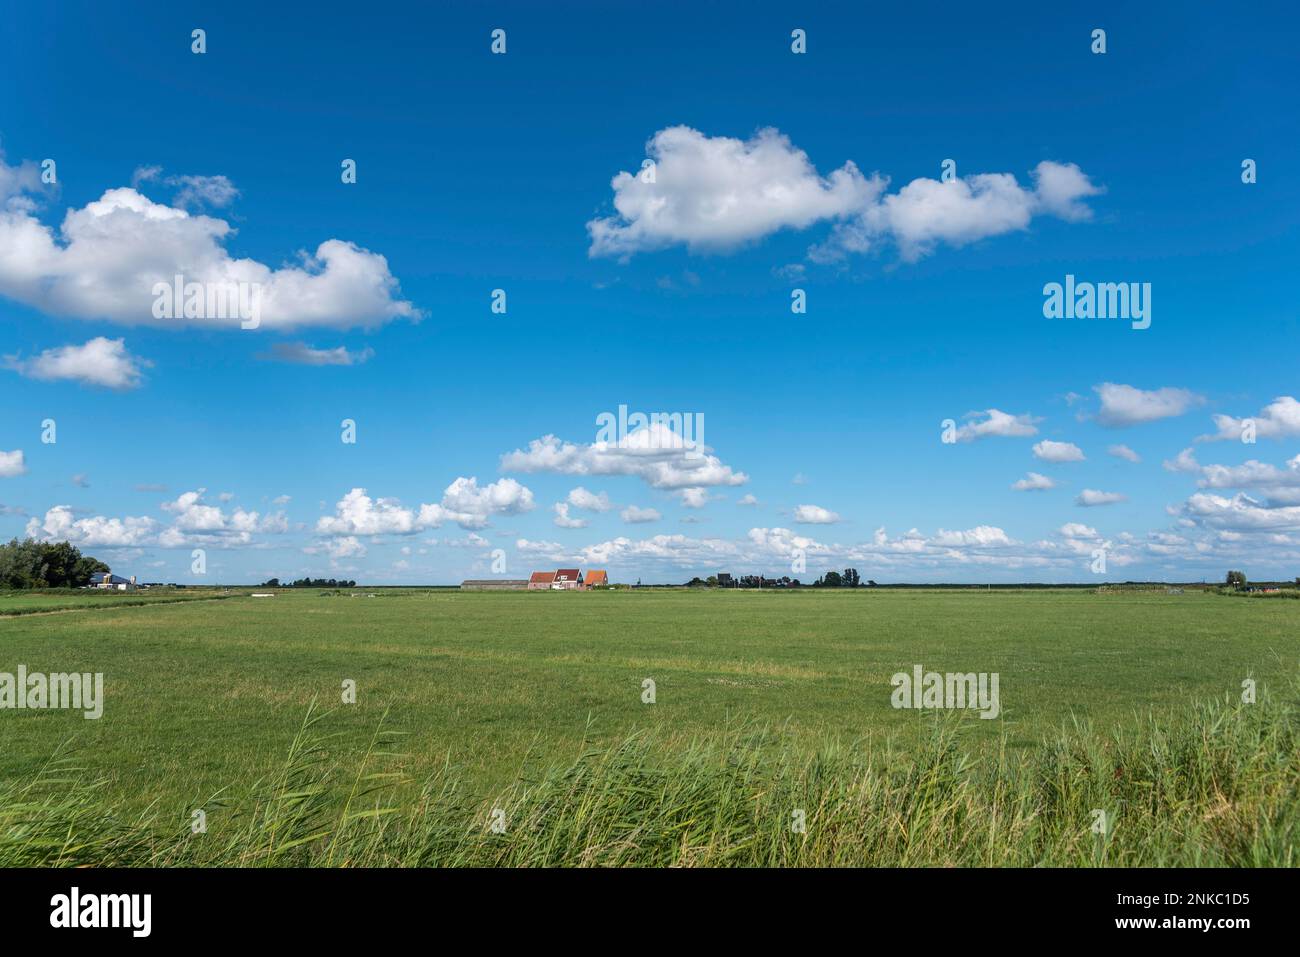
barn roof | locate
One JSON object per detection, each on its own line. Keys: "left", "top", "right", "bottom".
{"left": 529, "top": 571, "right": 556, "bottom": 584}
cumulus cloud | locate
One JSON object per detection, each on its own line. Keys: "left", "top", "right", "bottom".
{"left": 620, "top": 505, "right": 661, "bottom": 524}
{"left": 1011, "top": 471, "right": 1055, "bottom": 491}
{"left": 0, "top": 154, "right": 419, "bottom": 330}
{"left": 1163, "top": 448, "right": 1201, "bottom": 474}
{"left": 588, "top": 126, "right": 882, "bottom": 258}
{"left": 26, "top": 505, "right": 157, "bottom": 547}
{"left": 1076, "top": 489, "right": 1126, "bottom": 507}
{"left": 1108, "top": 444, "right": 1141, "bottom": 463}
{"left": 259, "top": 342, "right": 374, "bottom": 366}
{"left": 566, "top": 487, "right": 612, "bottom": 512}
{"left": 1200, "top": 396, "right": 1300, "bottom": 442}
{"left": 0, "top": 449, "right": 26, "bottom": 477}
{"left": 954, "top": 409, "right": 1040, "bottom": 442}
{"left": 501, "top": 421, "right": 747, "bottom": 491}
{"left": 793, "top": 504, "right": 841, "bottom": 524}
{"left": 552, "top": 502, "right": 588, "bottom": 528}
{"left": 678, "top": 487, "right": 711, "bottom": 509}
{"left": 318, "top": 478, "right": 535, "bottom": 536}
{"left": 587, "top": 127, "right": 1102, "bottom": 264}
{"left": 1093, "top": 383, "right": 1202, "bottom": 427}
{"left": 5, "top": 337, "right": 148, "bottom": 389}
{"left": 1033, "top": 440, "right": 1085, "bottom": 463}
{"left": 737, "top": 493, "right": 760, "bottom": 506}
{"left": 1059, "top": 522, "right": 1099, "bottom": 539}
{"left": 1178, "top": 492, "right": 1300, "bottom": 532}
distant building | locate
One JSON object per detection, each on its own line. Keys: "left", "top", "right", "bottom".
{"left": 553, "top": 568, "right": 583, "bottom": 590}
{"left": 461, "top": 580, "right": 528, "bottom": 591}
{"left": 88, "top": 572, "right": 138, "bottom": 591}
{"left": 585, "top": 569, "right": 608, "bottom": 588}
{"left": 717, "top": 573, "right": 733, "bottom": 587}
{"left": 528, "top": 571, "right": 557, "bottom": 590}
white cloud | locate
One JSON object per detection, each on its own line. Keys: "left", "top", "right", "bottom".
{"left": 552, "top": 502, "right": 588, "bottom": 529}
{"left": 166, "top": 174, "right": 238, "bottom": 209}
{"left": 5, "top": 337, "right": 148, "bottom": 389}
{"left": 1163, "top": 448, "right": 1201, "bottom": 473}
{"left": 826, "top": 160, "right": 1103, "bottom": 263}
{"left": 501, "top": 422, "right": 747, "bottom": 491}
{"left": 1011, "top": 471, "right": 1055, "bottom": 491}
{"left": 0, "top": 449, "right": 25, "bottom": 477}
{"left": 1094, "top": 383, "right": 1202, "bottom": 427}
{"left": 931, "top": 526, "right": 1013, "bottom": 547}
{"left": 1059, "top": 522, "right": 1099, "bottom": 539}
{"left": 678, "top": 487, "right": 711, "bottom": 509}
{"left": 737, "top": 493, "right": 760, "bottom": 506}
{"left": 620, "top": 505, "right": 661, "bottom": 524}
{"left": 954, "top": 409, "right": 1039, "bottom": 442}
{"left": 1033, "top": 440, "right": 1085, "bottom": 463}
{"left": 1076, "top": 489, "right": 1126, "bottom": 507}
{"left": 1201, "top": 396, "right": 1300, "bottom": 442}
{"left": 0, "top": 162, "right": 419, "bottom": 329}
{"left": 260, "top": 342, "right": 374, "bottom": 366}
{"left": 319, "top": 478, "right": 535, "bottom": 536}
{"left": 26, "top": 505, "right": 158, "bottom": 547}
{"left": 566, "top": 486, "right": 612, "bottom": 512}
{"left": 588, "top": 126, "right": 883, "bottom": 258}
{"left": 317, "top": 488, "right": 421, "bottom": 535}
{"left": 586, "top": 127, "right": 1101, "bottom": 263}
{"left": 1179, "top": 492, "right": 1300, "bottom": 531}
{"left": 1108, "top": 444, "right": 1141, "bottom": 463}
{"left": 793, "top": 504, "right": 841, "bottom": 524}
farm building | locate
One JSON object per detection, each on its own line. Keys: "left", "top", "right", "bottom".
{"left": 88, "top": 571, "right": 138, "bottom": 591}
{"left": 553, "top": 568, "right": 583, "bottom": 590}
{"left": 585, "top": 569, "right": 608, "bottom": 588}
{"left": 527, "top": 571, "right": 557, "bottom": 590}
{"left": 460, "top": 580, "right": 528, "bottom": 591}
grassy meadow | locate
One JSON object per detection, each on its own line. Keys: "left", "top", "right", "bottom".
{"left": 0, "top": 587, "right": 1296, "bottom": 866}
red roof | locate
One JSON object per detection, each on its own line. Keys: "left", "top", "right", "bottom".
{"left": 555, "top": 568, "right": 581, "bottom": 581}
{"left": 529, "top": 571, "right": 556, "bottom": 584}
{"left": 586, "top": 570, "right": 608, "bottom": 586}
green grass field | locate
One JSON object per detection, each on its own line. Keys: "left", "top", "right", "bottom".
{"left": 1, "top": 588, "right": 1296, "bottom": 866}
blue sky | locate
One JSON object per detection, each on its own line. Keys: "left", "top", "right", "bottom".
{"left": 1, "top": 1, "right": 1298, "bottom": 584}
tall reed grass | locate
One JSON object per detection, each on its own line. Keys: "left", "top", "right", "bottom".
{"left": 3, "top": 679, "right": 1295, "bottom": 867}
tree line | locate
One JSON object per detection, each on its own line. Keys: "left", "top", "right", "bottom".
{"left": 685, "top": 569, "right": 876, "bottom": 588}
{"left": 259, "top": 577, "right": 358, "bottom": 588}
{"left": 0, "top": 538, "right": 110, "bottom": 589}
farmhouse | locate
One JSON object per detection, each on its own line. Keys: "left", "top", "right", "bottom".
{"left": 553, "top": 568, "right": 583, "bottom": 590}
{"left": 585, "top": 570, "right": 608, "bottom": 588}
{"left": 88, "top": 572, "right": 138, "bottom": 591}
{"left": 460, "top": 579, "right": 528, "bottom": 591}
{"left": 527, "top": 571, "right": 557, "bottom": 590}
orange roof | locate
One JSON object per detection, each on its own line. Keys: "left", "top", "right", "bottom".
{"left": 586, "top": 570, "right": 608, "bottom": 585}
{"left": 529, "top": 571, "right": 556, "bottom": 584}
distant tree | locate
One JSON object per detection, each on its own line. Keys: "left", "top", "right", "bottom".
{"left": 822, "top": 570, "right": 843, "bottom": 588}
{"left": 867, "top": 579, "right": 878, "bottom": 587}
{"left": 1225, "top": 570, "right": 1247, "bottom": 588}
{"left": 705, "top": 575, "right": 718, "bottom": 587}
{"left": 0, "top": 538, "right": 108, "bottom": 589}
{"left": 843, "top": 568, "right": 860, "bottom": 588}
